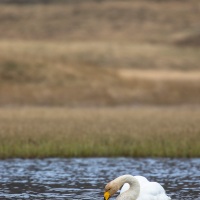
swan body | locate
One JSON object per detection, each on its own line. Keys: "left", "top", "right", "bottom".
{"left": 104, "top": 175, "right": 171, "bottom": 200}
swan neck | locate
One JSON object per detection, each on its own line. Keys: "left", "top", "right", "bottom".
{"left": 116, "top": 175, "right": 140, "bottom": 200}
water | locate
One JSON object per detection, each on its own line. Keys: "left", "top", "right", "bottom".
{"left": 0, "top": 158, "right": 199, "bottom": 200}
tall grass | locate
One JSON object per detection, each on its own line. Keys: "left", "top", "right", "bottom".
{"left": 0, "top": 106, "right": 199, "bottom": 158}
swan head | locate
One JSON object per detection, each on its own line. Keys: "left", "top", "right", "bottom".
{"left": 104, "top": 180, "right": 119, "bottom": 200}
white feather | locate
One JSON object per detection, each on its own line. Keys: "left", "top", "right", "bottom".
{"left": 120, "top": 175, "right": 171, "bottom": 200}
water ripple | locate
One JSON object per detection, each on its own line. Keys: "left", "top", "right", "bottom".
{"left": 0, "top": 158, "right": 199, "bottom": 199}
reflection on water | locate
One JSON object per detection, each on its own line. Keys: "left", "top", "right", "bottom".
{"left": 0, "top": 158, "right": 199, "bottom": 199}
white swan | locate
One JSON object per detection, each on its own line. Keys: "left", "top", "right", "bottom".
{"left": 104, "top": 175, "right": 171, "bottom": 200}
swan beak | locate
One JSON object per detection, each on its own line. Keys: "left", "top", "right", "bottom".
{"left": 104, "top": 191, "right": 110, "bottom": 200}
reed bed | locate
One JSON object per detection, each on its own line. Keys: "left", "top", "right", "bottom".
{"left": 0, "top": 106, "right": 199, "bottom": 158}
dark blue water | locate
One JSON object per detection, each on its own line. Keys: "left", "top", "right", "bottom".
{"left": 0, "top": 158, "right": 199, "bottom": 199}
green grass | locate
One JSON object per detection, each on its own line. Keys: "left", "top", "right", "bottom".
{"left": 0, "top": 106, "right": 199, "bottom": 158}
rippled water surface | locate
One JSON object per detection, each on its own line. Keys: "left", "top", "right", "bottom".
{"left": 0, "top": 158, "right": 199, "bottom": 199}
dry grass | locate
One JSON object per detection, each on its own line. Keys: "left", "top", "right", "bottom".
{"left": 0, "top": 1, "right": 200, "bottom": 106}
{"left": 0, "top": 106, "right": 199, "bottom": 158}
{"left": 0, "top": 40, "right": 200, "bottom": 106}
{"left": 0, "top": 0, "right": 199, "bottom": 44}
{"left": 0, "top": 1, "right": 199, "bottom": 159}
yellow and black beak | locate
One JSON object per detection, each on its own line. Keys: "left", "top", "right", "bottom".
{"left": 104, "top": 191, "right": 110, "bottom": 200}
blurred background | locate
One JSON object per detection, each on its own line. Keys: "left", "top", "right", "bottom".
{"left": 0, "top": 0, "right": 200, "bottom": 107}
{"left": 0, "top": 0, "right": 200, "bottom": 158}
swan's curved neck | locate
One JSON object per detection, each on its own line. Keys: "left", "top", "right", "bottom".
{"left": 115, "top": 175, "right": 140, "bottom": 200}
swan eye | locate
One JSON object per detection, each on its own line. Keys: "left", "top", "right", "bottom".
{"left": 105, "top": 187, "right": 111, "bottom": 191}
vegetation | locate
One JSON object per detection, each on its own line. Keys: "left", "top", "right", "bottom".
{"left": 0, "top": 106, "right": 199, "bottom": 158}
{"left": 0, "top": 0, "right": 200, "bottom": 106}
{"left": 0, "top": 40, "right": 200, "bottom": 106}
{"left": 0, "top": 1, "right": 199, "bottom": 158}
